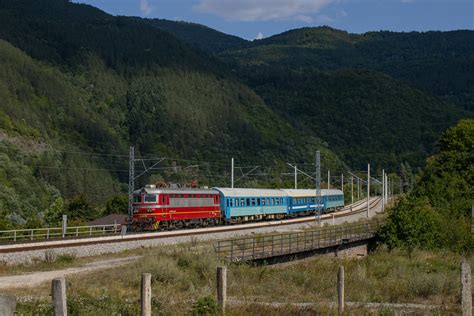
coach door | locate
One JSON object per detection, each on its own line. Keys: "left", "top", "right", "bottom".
{"left": 161, "top": 194, "right": 169, "bottom": 214}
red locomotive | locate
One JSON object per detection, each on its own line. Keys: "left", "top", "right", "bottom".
{"left": 132, "top": 185, "right": 221, "bottom": 230}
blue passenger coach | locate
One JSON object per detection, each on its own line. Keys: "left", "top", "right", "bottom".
{"left": 281, "top": 189, "right": 344, "bottom": 214}
{"left": 214, "top": 188, "right": 287, "bottom": 221}
{"left": 322, "top": 189, "right": 345, "bottom": 210}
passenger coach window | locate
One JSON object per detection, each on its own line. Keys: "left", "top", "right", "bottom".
{"left": 235, "top": 199, "right": 239, "bottom": 207}
{"left": 230, "top": 199, "right": 233, "bottom": 207}
{"left": 144, "top": 194, "right": 157, "bottom": 203}
{"left": 246, "top": 198, "right": 250, "bottom": 206}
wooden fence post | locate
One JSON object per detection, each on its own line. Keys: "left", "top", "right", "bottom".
{"left": 461, "top": 257, "right": 472, "bottom": 316}
{"left": 141, "top": 273, "right": 152, "bottom": 316}
{"left": 337, "top": 266, "right": 345, "bottom": 314}
{"left": 0, "top": 294, "right": 16, "bottom": 316}
{"left": 52, "top": 277, "right": 67, "bottom": 316}
{"left": 217, "top": 266, "right": 227, "bottom": 311}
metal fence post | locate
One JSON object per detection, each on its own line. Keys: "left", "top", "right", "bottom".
{"left": 217, "top": 266, "right": 227, "bottom": 311}
{"left": 52, "top": 277, "right": 67, "bottom": 316}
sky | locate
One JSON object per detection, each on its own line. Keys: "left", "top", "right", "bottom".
{"left": 74, "top": 0, "right": 474, "bottom": 40}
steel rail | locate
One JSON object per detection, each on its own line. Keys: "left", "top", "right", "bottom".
{"left": 0, "top": 197, "right": 382, "bottom": 253}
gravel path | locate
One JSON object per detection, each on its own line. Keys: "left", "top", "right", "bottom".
{"left": 0, "top": 256, "right": 140, "bottom": 289}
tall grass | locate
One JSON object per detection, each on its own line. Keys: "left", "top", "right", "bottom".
{"left": 14, "top": 242, "right": 470, "bottom": 315}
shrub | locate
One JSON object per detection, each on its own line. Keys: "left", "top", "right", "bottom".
{"left": 191, "top": 296, "right": 219, "bottom": 316}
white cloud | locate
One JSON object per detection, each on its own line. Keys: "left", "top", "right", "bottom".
{"left": 194, "top": 0, "right": 336, "bottom": 22}
{"left": 255, "top": 32, "right": 264, "bottom": 40}
{"left": 140, "top": 0, "right": 153, "bottom": 16}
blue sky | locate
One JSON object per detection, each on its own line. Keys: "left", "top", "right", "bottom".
{"left": 75, "top": 0, "right": 474, "bottom": 40}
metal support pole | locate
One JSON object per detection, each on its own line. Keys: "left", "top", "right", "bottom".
{"left": 217, "top": 266, "right": 227, "bottom": 311}
{"left": 367, "top": 164, "right": 370, "bottom": 218}
{"left": 386, "top": 174, "right": 389, "bottom": 202}
{"left": 357, "top": 177, "right": 360, "bottom": 200}
{"left": 294, "top": 164, "right": 297, "bottom": 189}
{"left": 315, "top": 151, "right": 321, "bottom": 223}
{"left": 338, "top": 266, "right": 345, "bottom": 314}
{"left": 52, "top": 277, "right": 67, "bottom": 316}
{"left": 231, "top": 158, "right": 234, "bottom": 189}
{"left": 341, "top": 174, "right": 344, "bottom": 191}
{"left": 141, "top": 273, "right": 152, "bottom": 316}
{"left": 61, "top": 215, "right": 67, "bottom": 239}
{"left": 382, "top": 169, "right": 385, "bottom": 212}
{"left": 351, "top": 176, "right": 353, "bottom": 205}
{"left": 128, "top": 146, "right": 135, "bottom": 223}
{"left": 328, "top": 170, "right": 330, "bottom": 189}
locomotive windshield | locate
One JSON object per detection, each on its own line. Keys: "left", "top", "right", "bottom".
{"left": 144, "top": 194, "right": 157, "bottom": 203}
{"left": 133, "top": 195, "right": 141, "bottom": 203}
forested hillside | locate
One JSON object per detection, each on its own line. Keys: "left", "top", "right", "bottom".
{"left": 216, "top": 27, "right": 473, "bottom": 169}
{"left": 0, "top": 0, "right": 471, "bottom": 226}
{"left": 144, "top": 19, "right": 247, "bottom": 54}
{"left": 0, "top": 0, "right": 341, "bottom": 226}
{"left": 143, "top": 22, "right": 473, "bottom": 169}
{"left": 222, "top": 27, "right": 474, "bottom": 111}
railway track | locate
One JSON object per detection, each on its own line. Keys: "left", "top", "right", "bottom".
{"left": 0, "top": 197, "right": 382, "bottom": 254}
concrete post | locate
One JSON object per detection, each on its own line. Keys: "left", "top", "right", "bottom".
{"left": 338, "top": 266, "right": 345, "bottom": 314}
{"left": 141, "top": 273, "right": 152, "bottom": 316}
{"left": 341, "top": 174, "right": 344, "bottom": 191}
{"left": 461, "top": 257, "right": 472, "bottom": 316}
{"left": 52, "top": 277, "right": 67, "bottom": 316}
{"left": 0, "top": 294, "right": 16, "bottom": 316}
{"left": 217, "top": 266, "right": 227, "bottom": 311}
{"left": 61, "top": 215, "right": 67, "bottom": 239}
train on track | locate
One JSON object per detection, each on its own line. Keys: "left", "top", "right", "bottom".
{"left": 132, "top": 185, "right": 344, "bottom": 231}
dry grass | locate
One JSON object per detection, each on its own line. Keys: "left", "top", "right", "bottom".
{"left": 8, "top": 238, "right": 471, "bottom": 315}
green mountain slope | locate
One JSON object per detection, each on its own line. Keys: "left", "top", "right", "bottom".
{"left": 243, "top": 67, "right": 465, "bottom": 168}
{"left": 0, "top": 0, "right": 215, "bottom": 72}
{"left": 222, "top": 26, "right": 474, "bottom": 111}
{"left": 0, "top": 1, "right": 343, "bottom": 225}
{"left": 217, "top": 27, "right": 472, "bottom": 169}
{"left": 144, "top": 19, "right": 248, "bottom": 54}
